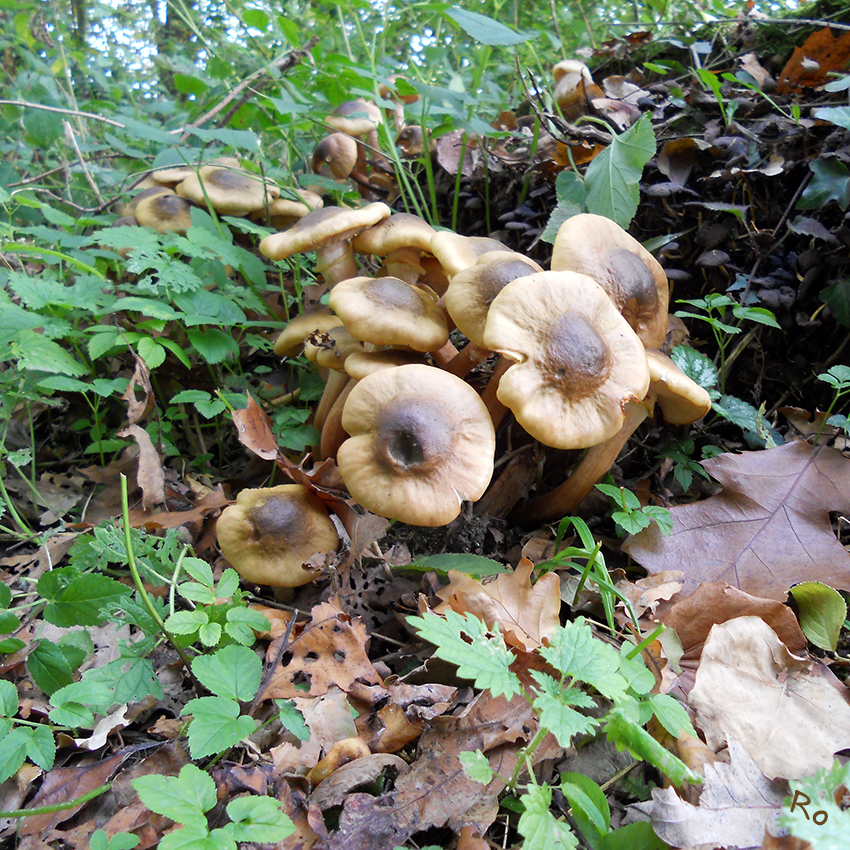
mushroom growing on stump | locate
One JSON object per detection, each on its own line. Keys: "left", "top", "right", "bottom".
{"left": 482, "top": 270, "right": 650, "bottom": 451}
{"left": 551, "top": 213, "right": 670, "bottom": 349}
{"left": 337, "top": 364, "right": 496, "bottom": 526}
{"left": 512, "top": 348, "right": 711, "bottom": 524}
{"left": 216, "top": 484, "right": 339, "bottom": 593}
{"left": 260, "top": 203, "right": 391, "bottom": 289}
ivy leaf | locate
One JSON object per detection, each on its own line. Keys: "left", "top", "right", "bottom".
{"left": 183, "top": 696, "right": 257, "bottom": 759}
{"left": 797, "top": 158, "right": 850, "bottom": 211}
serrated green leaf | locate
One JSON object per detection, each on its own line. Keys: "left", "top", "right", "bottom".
{"left": 445, "top": 6, "right": 534, "bottom": 45}
{"left": 597, "top": 821, "right": 669, "bottom": 850}
{"left": 185, "top": 127, "right": 259, "bottom": 152}
{"left": 790, "top": 581, "right": 847, "bottom": 651}
{"left": 28, "top": 640, "right": 75, "bottom": 695}
{"left": 641, "top": 506, "right": 673, "bottom": 536}
{"left": 183, "top": 696, "right": 257, "bottom": 759}
{"left": 669, "top": 345, "right": 718, "bottom": 390}
{"left": 225, "top": 796, "right": 295, "bottom": 843}
{"left": 161, "top": 824, "right": 233, "bottom": 850}
{"left": 40, "top": 573, "right": 130, "bottom": 627}
{"left": 137, "top": 337, "right": 166, "bottom": 369}
{"left": 179, "top": 582, "right": 217, "bottom": 605}
{"left": 48, "top": 701, "right": 95, "bottom": 728}
{"left": 185, "top": 328, "right": 239, "bottom": 364}
{"left": 0, "top": 680, "right": 19, "bottom": 716}
{"left": 533, "top": 690, "right": 598, "bottom": 747}
{"left": 584, "top": 115, "right": 656, "bottom": 228}
{"left": 198, "top": 621, "right": 222, "bottom": 647}
{"left": 26, "top": 723, "right": 56, "bottom": 770}
{"left": 0, "top": 727, "right": 31, "bottom": 782}
{"left": 402, "top": 553, "right": 510, "bottom": 576}
{"left": 166, "top": 609, "right": 208, "bottom": 635}
{"left": 133, "top": 763, "right": 216, "bottom": 824}
{"left": 781, "top": 760, "right": 850, "bottom": 847}
{"left": 215, "top": 569, "right": 240, "bottom": 599}
{"left": 648, "top": 693, "right": 696, "bottom": 738}
{"left": 16, "top": 331, "right": 88, "bottom": 376}
{"left": 458, "top": 749, "right": 494, "bottom": 785}
{"left": 518, "top": 783, "right": 579, "bottom": 849}
{"left": 408, "top": 611, "right": 521, "bottom": 698}
{"left": 192, "top": 645, "right": 262, "bottom": 701}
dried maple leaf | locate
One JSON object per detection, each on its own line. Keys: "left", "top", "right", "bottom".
{"left": 433, "top": 558, "right": 560, "bottom": 650}
{"left": 623, "top": 441, "right": 850, "bottom": 601}
{"left": 689, "top": 616, "right": 850, "bottom": 781}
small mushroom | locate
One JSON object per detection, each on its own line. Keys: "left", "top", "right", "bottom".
{"left": 352, "top": 213, "right": 437, "bottom": 286}
{"left": 482, "top": 270, "right": 650, "bottom": 450}
{"left": 337, "top": 364, "right": 496, "bottom": 526}
{"left": 260, "top": 203, "right": 391, "bottom": 288}
{"left": 551, "top": 213, "right": 669, "bottom": 349}
{"left": 312, "top": 133, "right": 360, "bottom": 181}
{"left": 134, "top": 191, "right": 194, "bottom": 234}
{"left": 553, "top": 60, "right": 604, "bottom": 121}
{"left": 274, "top": 311, "right": 344, "bottom": 357}
{"left": 250, "top": 190, "right": 323, "bottom": 230}
{"left": 216, "top": 484, "right": 339, "bottom": 588}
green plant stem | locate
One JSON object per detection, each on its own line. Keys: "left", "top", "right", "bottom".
{"left": 120, "top": 474, "right": 202, "bottom": 694}
{"left": 0, "top": 783, "right": 111, "bottom": 818}
{"left": 0, "top": 469, "right": 34, "bottom": 538}
{"left": 508, "top": 725, "right": 549, "bottom": 790}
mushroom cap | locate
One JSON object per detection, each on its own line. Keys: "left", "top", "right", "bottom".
{"left": 254, "top": 190, "right": 323, "bottom": 220}
{"left": 338, "top": 364, "right": 496, "bottom": 526}
{"left": 325, "top": 98, "right": 383, "bottom": 137}
{"left": 646, "top": 350, "right": 712, "bottom": 424}
{"left": 553, "top": 59, "right": 593, "bottom": 84}
{"left": 328, "top": 276, "right": 449, "bottom": 352}
{"left": 312, "top": 324, "right": 366, "bottom": 370}
{"left": 312, "top": 134, "right": 360, "bottom": 180}
{"left": 260, "top": 203, "right": 392, "bottom": 262}
{"left": 176, "top": 165, "right": 280, "bottom": 216}
{"left": 395, "top": 125, "right": 428, "bottom": 158}
{"left": 444, "top": 251, "right": 544, "bottom": 348}
{"left": 274, "top": 311, "right": 344, "bottom": 357}
{"left": 551, "top": 213, "right": 669, "bottom": 349}
{"left": 122, "top": 185, "right": 174, "bottom": 217}
{"left": 134, "top": 191, "right": 194, "bottom": 234}
{"left": 352, "top": 213, "right": 436, "bottom": 257}
{"left": 151, "top": 156, "right": 241, "bottom": 185}
{"left": 344, "top": 349, "right": 427, "bottom": 380}
{"left": 429, "top": 232, "right": 511, "bottom": 278}
{"left": 483, "top": 270, "right": 651, "bottom": 450}
{"left": 216, "top": 484, "right": 339, "bottom": 588}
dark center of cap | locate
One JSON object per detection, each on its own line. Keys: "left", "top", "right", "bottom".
{"left": 247, "top": 497, "right": 302, "bottom": 547}
{"left": 367, "top": 278, "right": 421, "bottom": 311}
{"left": 545, "top": 312, "right": 612, "bottom": 395}
{"left": 608, "top": 249, "right": 658, "bottom": 314}
{"left": 377, "top": 399, "right": 452, "bottom": 472}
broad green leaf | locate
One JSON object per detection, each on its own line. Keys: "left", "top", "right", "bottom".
{"left": 597, "top": 822, "right": 669, "bottom": 850}
{"left": 215, "top": 569, "right": 240, "bottom": 599}
{"left": 225, "top": 796, "right": 295, "bottom": 843}
{"left": 814, "top": 106, "right": 850, "bottom": 130}
{"left": 198, "top": 622, "right": 223, "bottom": 647}
{"left": 48, "top": 701, "right": 95, "bottom": 728}
{"left": 517, "top": 783, "right": 579, "bottom": 849}
{"left": 584, "top": 114, "right": 656, "bottom": 228}
{"left": 648, "top": 693, "right": 696, "bottom": 738}
{"left": 797, "top": 158, "right": 850, "bottom": 211}
{"left": 183, "top": 696, "right": 257, "bottom": 758}
{"left": 166, "top": 609, "right": 209, "bottom": 635}
{"left": 160, "top": 824, "right": 233, "bottom": 850}
{"left": 186, "top": 127, "right": 259, "bottom": 152}
{"left": 185, "top": 328, "right": 239, "bottom": 364}
{"left": 275, "top": 700, "right": 310, "bottom": 742}
{"left": 0, "top": 727, "right": 31, "bottom": 782}
{"left": 119, "top": 117, "right": 177, "bottom": 145}
{"left": 39, "top": 571, "right": 129, "bottom": 627}
{"left": 137, "top": 337, "right": 166, "bottom": 369}
{"left": 408, "top": 611, "right": 521, "bottom": 698}
{"left": 790, "top": 582, "right": 847, "bottom": 651}
{"left": 0, "top": 611, "right": 19, "bottom": 635}
{"left": 458, "top": 750, "right": 494, "bottom": 785}
{"left": 445, "top": 6, "right": 534, "bottom": 45}
{"left": 225, "top": 607, "right": 270, "bottom": 645}
{"left": 16, "top": 331, "right": 87, "bottom": 376}
{"left": 560, "top": 772, "right": 610, "bottom": 840}
{"left": 26, "top": 723, "right": 56, "bottom": 770}
{"left": 641, "top": 506, "right": 673, "bottom": 536}
{"left": 820, "top": 278, "right": 850, "bottom": 326}
{"left": 133, "top": 764, "right": 216, "bottom": 825}
{"left": 82, "top": 656, "right": 164, "bottom": 707}
{"left": 670, "top": 345, "right": 718, "bottom": 390}
{"left": 402, "top": 554, "right": 509, "bottom": 576}
{"left": 111, "top": 297, "right": 181, "bottom": 321}
{"left": 171, "top": 389, "right": 214, "bottom": 405}
{"left": 0, "top": 680, "right": 19, "bottom": 716}
{"left": 541, "top": 171, "right": 588, "bottom": 243}
{"left": 713, "top": 393, "right": 783, "bottom": 445}
{"left": 242, "top": 8, "right": 269, "bottom": 30}
{"left": 0, "top": 583, "right": 11, "bottom": 608}
{"left": 192, "top": 645, "right": 262, "bottom": 701}
{"left": 181, "top": 557, "right": 215, "bottom": 587}
{"left": 28, "top": 640, "right": 75, "bottom": 695}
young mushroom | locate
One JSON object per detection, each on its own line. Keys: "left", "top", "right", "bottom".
{"left": 337, "top": 364, "right": 496, "bottom": 526}
{"left": 216, "top": 484, "right": 339, "bottom": 590}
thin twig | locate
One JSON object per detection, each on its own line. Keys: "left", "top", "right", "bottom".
{"left": 63, "top": 120, "right": 103, "bottom": 205}
{"left": 0, "top": 100, "right": 127, "bottom": 128}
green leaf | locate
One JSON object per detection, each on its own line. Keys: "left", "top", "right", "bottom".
{"left": 532, "top": 686, "right": 598, "bottom": 747}
{"left": 185, "top": 127, "right": 259, "bottom": 152}
{"left": 458, "top": 749, "right": 494, "bottom": 785}
{"left": 0, "top": 727, "right": 31, "bottom": 782}
{"left": 276, "top": 700, "right": 310, "bottom": 741}
{"left": 648, "top": 693, "right": 696, "bottom": 738}
{"left": 192, "top": 645, "right": 262, "bottom": 701}
{"left": 161, "top": 824, "right": 232, "bottom": 850}
{"left": 215, "top": 569, "right": 240, "bottom": 599}
{"left": 16, "top": 331, "right": 88, "bottom": 377}
{"left": 225, "top": 796, "right": 295, "bottom": 843}
{"left": 641, "top": 506, "right": 673, "bottom": 536}
{"left": 781, "top": 761, "right": 850, "bottom": 846}
{"left": 541, "top": 172, "right": 587, "bottom": 243}
{"left": 0, "top": 611, "right": 19, "bottom": 635}
{"left": 225, "top": 607, "right": 270, "bottom": 645}
{"left": 185, "top": 328, "right": 239, "bottom": 364}
{"left": 584, "top": 115, "right": 656, "bottom": 228}
{"left": 517, "top": 783, "right": 579, "bottom": 849}
{"left": 402, "top": 553, "right": 510, "bottom": 576}
{"left": 0, "top": 583, "right": 11, "bottom": 609}
{"left": 0, "top": 680, "right": 19, "bottom": 716}
{"left": 713, "top": 393, "right": 783, "bottom": 445}
{"left": 560, "top": 772, "right": 610, "bottom": 841}
{"left": 820, "top": 278, "right": 850, "bottom": 327}
{"left": 597, "top": 822, "right": 669, "bottom": 850}
{"left": 39, "top": 570, "right": 130, "bottom": 627}
{"left": 137, "top": 337, "right": 166, "bottom": 369}
{"left": 26, "top": 723, "right": 56, "bottom": 771}
{"left": 789, "top": 582, "right": 847, "bottom": 651}
{"left": 445, "top": 6, "right": 534, "bottom": 45}
{"left": 408, "top": 611, "right": 521, "bottom": 698}
{"left": 166, "top": 609, "right": 208, "bottom": 636}
{"left": 814, "top": 106, "right": 850, "bottom": 130}
{"left": 670, "top": 345, "right": 718, "bottom": 390}
{"left": 183, "top": 696, "right": 257, "bottom": 759}
{"left": 133, "top": 764, "right": 216, "bottom": 825}
{"left": 198, "top": 622, "right": 223, "bottom": 647}
{"left": 28, "top": 640, "right": 75, "bottom": 695}
{"left": 797, "top": 158, "right": 850, "bottom": 211}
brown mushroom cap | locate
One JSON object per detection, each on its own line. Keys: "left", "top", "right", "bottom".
{"left": 352, "top": 213, "right": 436, "bottom": 257}
{"left": 337, "top": 364, "right": 495, "bottom": 525}
{"left": 216, "top": 484, "right": 339, "bottom": 588}
{"left": 312, "top": 134, "right": 360, "bottom": 180}
{"left": 483, "top": 270, "right": 651, "bottom": 450}
{"left": 646, "top": 350, "right": 712, "bottom": 424}
{"left": 429, "top": 232, "right": 512, "bottom": 278}
{"left": 325, "top": 98, "right": 383, "bottom": 138}
{"left": 328, "top": 276, "right": 449, "bottom": 352}
{"left": 134, "top": 191, "right": 194, "bottom": 234}
{"left": 274, "top": 311, "right": 344, "bottom": 357}
{"left": 176, "top": 165, "right": 280, "bottom": 216}
{"left": 551, "top": 213, "right": 669, "bottom": 349}
{"left": 151, "top": 156, "right": 241, "bottom": 185}
{"left": 312, "top": 325, "right": 366, "bottom": 370}
{"left": 122, "top": 185, "right": 174, "bottom": 217}
{"left": 344, "top": 349, "right": 427, "bottom": 380}
{"left": 444, "top": 251, "right": 544, "bottom": 348}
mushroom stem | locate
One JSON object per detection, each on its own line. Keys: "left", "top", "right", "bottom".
{"left": 430, "top": 338, "right": 460, "bottom": 368}
{"left": 313, "top": 370, "right": 350, "bottom": 435}
{"left": 512, "top": 400, "right": 651, "bottom": 525}
{"left": 480, "top": 355, "right": 511, "bottom": 429}
{"left": 318, "top": 380, "right": 355, "bottom": 461}
{"left": 314, "top": 240, "right": 360, "bottom": 288}
{"left": 443, "top": 342, "right": 491, "bottom": 378}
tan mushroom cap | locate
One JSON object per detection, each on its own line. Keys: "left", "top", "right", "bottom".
{"left": 122, "top": 185, "right": 173, "bottom": 217}
{"left": 338, "top": 364, "right": 496, "bottom": 526}
{"left": 444, "top": 251, "right": 544, "bottom": 348}
{"left": 312, "top": 134, "right": 360, "bottom": 180}
{"left": 216, "top": 484, "right": 339, "bottom": 588}
{"left": 429, "top": 232, "right": 512, "bottom": 278}
{"left": 325, "top": 98, "right": 383, "bottom": 137}
{"left": 176, "top": 165, "right": 280, "bottom": 216}
{"left": 329, "top": 276, "right": 448, "bottom": 352}
{"left": 483, "top": 270, "right": 651, "bottom": 450}
{"left": 344, "top": 349, "right": 427, "bottom": 380}
{"left": 312, "top": 325, "right": 366, "bottom": 370}
{"left": 646, "top": 350, "right": 712, "bottom": 424}
{"left": 274, "top": 311, "right": 344, "bottom": 357}
{"left": 134, "top": 191, "right": 194, "bottom": 234}
{"left": 151, "top": 156, "right": 241, "bottom": 185}
{"left": 352, "top": 213, "right": 436, "bottom": 257}
{"left": 551, "top": 213, "right": 669, "bottom": 349}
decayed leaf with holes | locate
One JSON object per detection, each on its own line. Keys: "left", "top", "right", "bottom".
{"left": 623, "top": 441, "right": 850, "bottom": 601}
{"left": 690, "top": 617, "right": 850, "bottom": 780}
{"left": 633, "top": 736, "right": 787, "bottom": 849}
{"left": 433, "top": 558, "right": 560, "bottom": 650}
{"left": 260, "top": 601, "right": 383, "bottom": 700}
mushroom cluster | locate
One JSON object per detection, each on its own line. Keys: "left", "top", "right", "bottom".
{"left": 262, "top": 205, "right": 710, "bottom": 528}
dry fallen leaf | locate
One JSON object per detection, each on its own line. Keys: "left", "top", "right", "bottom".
{"left": 776, "top": 26, "right": 850, "bottom": 93}
{"left": 232, "top": 393, "right": 279, "bottom": 460}
{"left": 116, "top": 424, "right": 165, "bottom": 509}
{"left": 633, "top": 736, "right": 787, "bottom": 850}
{"left": 689, "top": 617, "right": 850, "bottom": 780}
{"left": 623, "top": 441, "right": 850, "bottom": 601}
{"left": 434, "top": 558, "right": 560, "bottom": 650}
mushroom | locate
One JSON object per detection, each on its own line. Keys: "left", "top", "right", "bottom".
{"left": 151, "top": 156, "right": 241, "bottom": 185}
{"left": 260, "top": 203, "right": 391, "bottom": 289}
{"left": 216, "top": 484, "right": 339, "bottom": 589}
{"left": 337, "top": 364, "right": 495, "bottom": 526}
{"left": 352, "top": 213, "right": 437, "bottom": 286}
{"left": 134, "top": 191, "right": 194, "bottom": 234}
{"left": 251, "top": 190, "right": 323, "bottom": 230}
{"left": 176, "top": 164, "right": 280, "bottom": 216}
{"left": 328, "top": 276, "right": 449, "bottom": 354}
{"left": 482, "top": 270, "right": 650, "bottom": 450}
{"left": 429, "top": 232, "right": 511, "bottom": 278}
{"left": 325, "top": 98, "right": 384, "bottom": 152}
{"left": 274, "top": 311, "right": 344, "bottom": 358}
{"left": 552, "top": 60, "right": 604, "bottom": 121}
{"left": 312, "top": 133, "right": 361, "bottom": 181}
{"left": 122, "top": 185, "right": 173, "bottom": 218}
{"left": 551, "top": 213, "right": 669, "bottom": 349}
{"left": 378, "top": 75, "right": 420, "bottom": 132}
